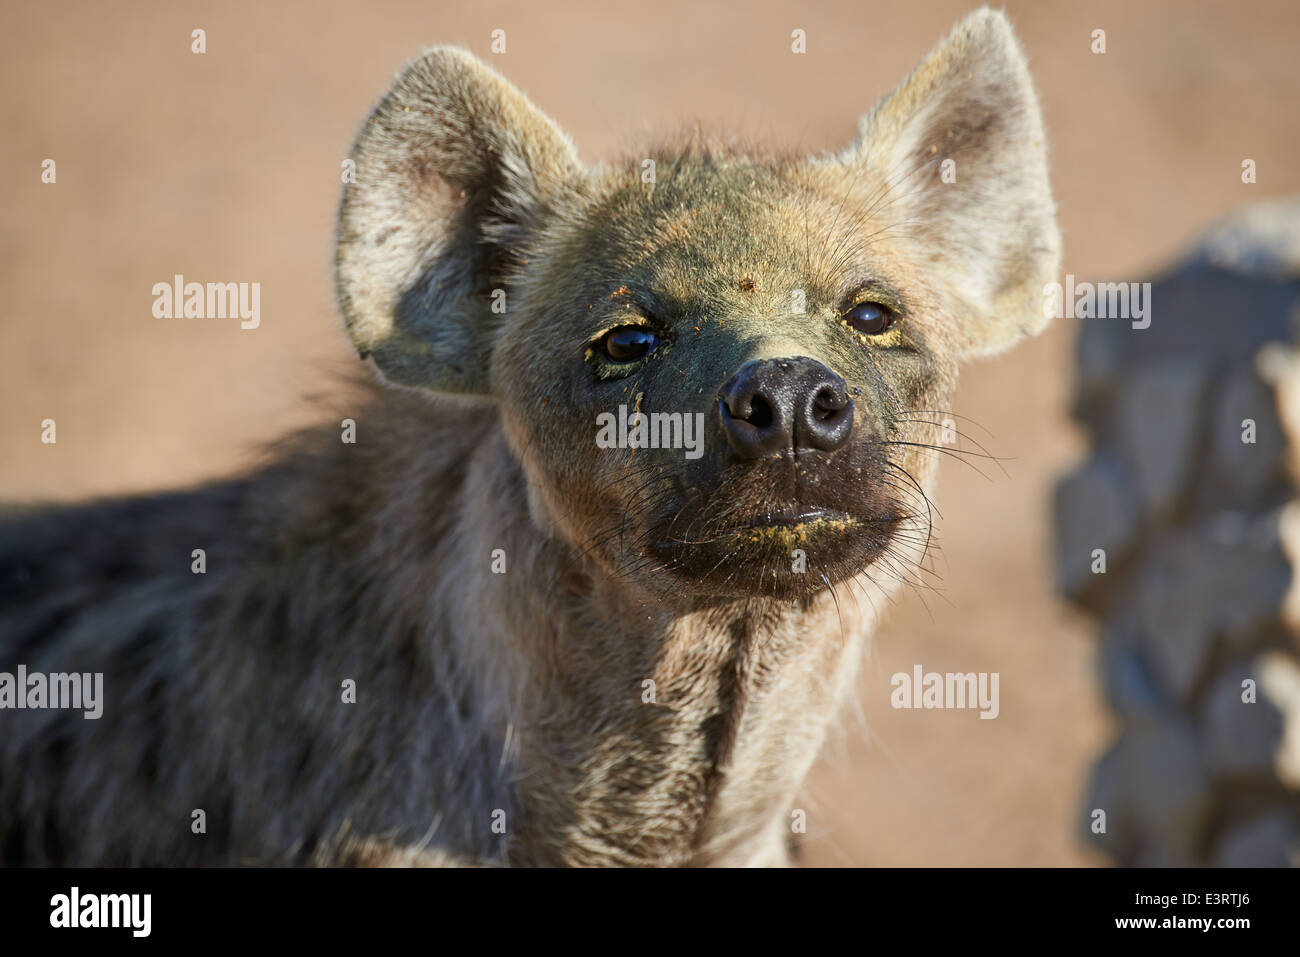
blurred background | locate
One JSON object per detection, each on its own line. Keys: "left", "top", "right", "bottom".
{"left": 2, "top": 0, "right": 1299, "bottom": 865}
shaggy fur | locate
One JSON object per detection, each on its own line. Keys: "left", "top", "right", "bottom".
{"left": 0, "top": 8, "right": 1059, "bottom": 866}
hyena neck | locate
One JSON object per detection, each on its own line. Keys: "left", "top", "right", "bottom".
{"left": 427, "top": 414, "right": 878, "bottom": 866}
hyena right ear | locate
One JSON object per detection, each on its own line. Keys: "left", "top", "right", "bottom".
{"left": 839, "top": 8, "right": 1062, "bottom": 359}
{"left": 335, "top": 48, "right": 581, "bottom": 394}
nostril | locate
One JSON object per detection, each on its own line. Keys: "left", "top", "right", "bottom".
{"left": 800, "top": 375, "right": 853, "bottom": 453}
{"left": 811, "top": 384, "right": 848, "bottom": 421}
{"left": 746, "top": 395, "right": 774, "bottom": 429}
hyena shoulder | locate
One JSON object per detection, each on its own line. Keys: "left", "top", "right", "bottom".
{"left": 0, "top": 387, "right": 505, "bottom": 865}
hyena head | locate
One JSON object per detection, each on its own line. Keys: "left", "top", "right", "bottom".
{"left": 336, "top": 8, "right": 1060, "bottom": 603}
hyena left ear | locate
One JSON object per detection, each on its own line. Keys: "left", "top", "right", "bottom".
{"left": 841, "top": 8, "right": 1061, "bottom": 358}
{"left": 336, "top": 48, "right": 582, "bottom": 394}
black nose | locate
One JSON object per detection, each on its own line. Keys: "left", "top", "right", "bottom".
{"left": 717, "top": 356, "right": 854, "bottom": 459}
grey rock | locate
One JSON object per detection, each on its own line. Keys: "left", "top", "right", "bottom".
{"left": 1082, "top": 740, "right": 1133, "bottom": 861}
{"left": 1054, "top": 453, "right": 1141, "bottom": 603}
{"left": 1212, "top": 810, "right": 1299, "bottom": 867}
{"left": 1202, "top": 661, "right": 1287, "bottom": 780}
{"left": 1135, "top": 536, "right": 1218, "bottom": 700}
{"left": 1211, "top": 367, "right": 1286, "bottom": 501}
{"left": 1114, "top": 360, "right": 1207, "bottom": 517}
{"left": 1076, "top": 322, "right": 1124, "bottom": 417}
{"left": 1098, "top": 618, "right": 1163, "bottom": 719}
{"left": 1136, "top": 518, "right": 1289, "bottom": 701}
{"left": 1088, "top": 720, "right": 1211, "bottom": 865}
{"left": 1123, "top": 719, "right": 1212, "bottom": 865}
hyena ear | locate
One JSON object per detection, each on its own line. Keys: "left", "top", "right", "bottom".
{"left": 841, "top": 8, "right": 1061, "bottom": 358}
{"left": 335, "top": 48, "right": 581, "bottom": 393}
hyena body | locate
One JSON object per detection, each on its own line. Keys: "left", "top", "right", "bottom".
{"left": 0, "top": 9, "right": 1060, "bottom": 866}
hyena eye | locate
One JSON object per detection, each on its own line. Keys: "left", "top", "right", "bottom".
{"left": 844, "top": 301, "right": 897, "bottom": 336}
{"left": 601, "top": 326, "right": 659, "bottom": 362}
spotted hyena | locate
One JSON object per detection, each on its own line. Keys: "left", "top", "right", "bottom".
{"left": 0, "top": 8, "right": 1059, "bottom": 866}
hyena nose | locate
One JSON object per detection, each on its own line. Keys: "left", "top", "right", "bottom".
{"left": 718, "top": 357, "right": 854, "bottom": 458}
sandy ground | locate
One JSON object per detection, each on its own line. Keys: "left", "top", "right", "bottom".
{"left": 2, "top": 0, "right": 1298, "bottom": 865}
